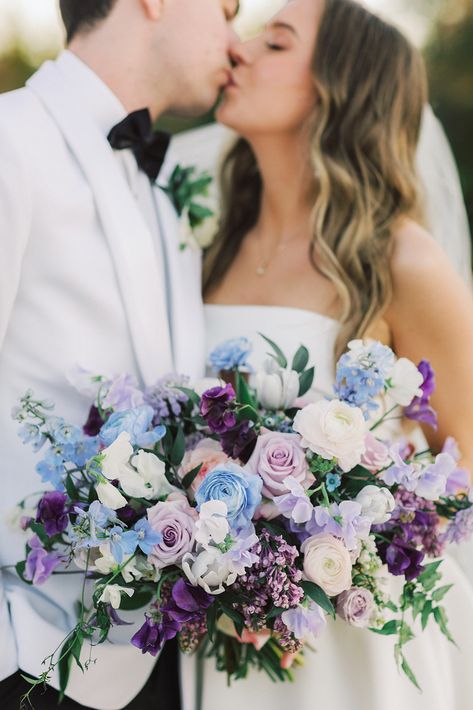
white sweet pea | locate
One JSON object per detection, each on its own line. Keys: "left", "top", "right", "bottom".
{"left": 293, "top": 400, "right": 367, "bottom": 473}
{"left": 255, "top": 358, "right": 300, "bottom": 411}
{"left": 132, "top": 451, "right": 180, "bottom": 499}
{"left": 182, "top": 548, "right": 237, "bottom": 595}
{"left": 388, "top": 358, "right": 423, "bottom": 407}
{"left": 5, "top": 505, "right": 36, "bottom": 535}
{"left": 66, "top": 364, "right": 105, "bottom": 399}
{"left": 356, "top": 485, "right": 395, "bottom": 525}
{"left": 195, "top": 501, "right": 230, "bottom": 547}
{"left": 98, "top": 584, "right": 134, "bottom": 609}
{"left": 96, "top": 481, "right": 127, "bottom": 510}
{"left": 95, "top": 543, "right": 145, "bottom": 583}
{"left": 101, "top": 432, "right": 135, "bottom": 481}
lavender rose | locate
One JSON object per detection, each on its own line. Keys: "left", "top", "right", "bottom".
{"left": 147, "top": 493, "right": 197, "bottom": 569}
{"left": 245, "top": 431, "right": 313, "bottom": 498}
{"left": 336, "top": 587, "right": 375, "bottom": 627}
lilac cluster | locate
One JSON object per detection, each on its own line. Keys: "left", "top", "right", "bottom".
{"left": 273, "top": 616, "right": 303, "bottom": 654}
{"left": 404, "top": 360, "right": 438, "bottom": 429}
{"left": 145, "top": 374, "right": 190, "bottom": 422}
{"left": 232, "top": 529, "right": 304, "bottom": 631}
{"left": 334, "top": 341, "right": 395, "bottom": 417}
{"left": 132, "top": 579, "right": 214, "bottom": 657}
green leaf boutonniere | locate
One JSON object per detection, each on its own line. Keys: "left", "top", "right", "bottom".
{"left": 161, "top": 164, "right": 219, "bottom": 251}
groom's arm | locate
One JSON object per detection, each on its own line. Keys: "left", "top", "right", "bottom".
{"left": 0, "top": 123, "right": 33, "bottom": 351}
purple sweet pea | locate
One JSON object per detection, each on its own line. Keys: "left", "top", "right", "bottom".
{"left": 200, "top": 384, "right": 237, "bottom": 434}
{"left": 307, "top": 501, "right": 371, "bottom": 551}
{"left": 274, "top": 476, "right": 314, "bottom": 524}
{"left": 220, "top": 420, "right": 258, "bottom": 463}
{"left": 36, "top": 491, "right": 69, "bottom": 537}
{"left": 163, "top": 578, "right": 214, "bottom": 624}
{"left": 131, "top": 613, "right": 181, "bottom": 656}
{"left": 83, "top": 405, "right": 105, "bottom": 437}
{"left": 378, "top": 537, "right": 425, "bottom": 581}
{"left": 24, "top": 535, "right": 63, "bottom": 585}
{"left": 404, "top": 360, "right": 438, "bottom": 429}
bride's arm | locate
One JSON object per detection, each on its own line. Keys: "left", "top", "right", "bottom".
{"left": 386, "top": 219, "right": 473, "bottom": 475}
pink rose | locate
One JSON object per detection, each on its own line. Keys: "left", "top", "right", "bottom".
{"left": 245, "top": 431, "right": 313, "bottom": 498}
{"left": 179, "top": 438, "right": 229, "bottom": 497}
{"left": 360, "top": 433, "right": 391, "bottom": 474}
{"left": 147, "top": 493, "right": 198, "bottom": 569}
{"left": 336, "top": 587, "right": 374, "bottom": 628}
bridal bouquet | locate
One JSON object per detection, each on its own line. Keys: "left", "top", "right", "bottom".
{"left": 11, "top": 336, "right": 473, "bottom": 701}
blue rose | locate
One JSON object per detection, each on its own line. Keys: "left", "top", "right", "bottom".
{"left": 100, "top": 405, "right": 166, "bottom": 449}
{"left": 208, "top": 338, "right": 253, "bottom": 373}
{"left": 195, "top": 462, "right": 262, "bottom": 529}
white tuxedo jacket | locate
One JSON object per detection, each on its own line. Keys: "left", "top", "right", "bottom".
{"left": 0, "top": 55, "right": 205, "bottom": 709}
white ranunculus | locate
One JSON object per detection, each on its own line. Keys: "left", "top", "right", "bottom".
{"left": 293, "top": 400, "right": 367, "bottom": 473}
{"left": 255, "top": 358, "right": 300, "bottom": 411}
{"left": 132, "top": 451, "right": 179, "bottom": 499}
{"left": 301, "top": 534, "right": 352, "bottom": 597}
{"left": 388, "top": 358, "right": 424, "bottom": 407}
{"left": 195, "top": 501, "right": 230, "bottom": 547}
{"left": 98, "top": 584, "right": 134, "bottom": 609}
{"left": 356, "top": 485, "right": 395, "bottom": 525}
{"left": 95, "top": 481, "right": 127, "bottom": 510}
{"left": 182, "top": 547, "right": 237, "bottom": 595}
{"left": 101, "top": 432, "right": 134, "bottom": 481}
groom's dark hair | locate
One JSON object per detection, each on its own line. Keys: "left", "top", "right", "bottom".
{"left": 59, "top": 0, "right": 118, "bottom": 43}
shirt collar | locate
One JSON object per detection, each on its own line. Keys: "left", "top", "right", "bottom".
{"left": 55, "top": 50, "right": 127, "bottom": 136}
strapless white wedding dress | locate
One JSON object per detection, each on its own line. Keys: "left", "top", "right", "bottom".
{"left": 180, "top": 304, "right": 473, "bottom": 710}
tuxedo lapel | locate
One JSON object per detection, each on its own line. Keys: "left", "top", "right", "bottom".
{"left": 27, "top": 60, "right": 173, "bottom": 385}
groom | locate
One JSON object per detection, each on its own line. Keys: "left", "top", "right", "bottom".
{"left": 0, "top": 1, "right": 238, "bottom": 708}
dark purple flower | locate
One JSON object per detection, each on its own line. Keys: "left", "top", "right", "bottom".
{"left": 24, "top": 535, "right": 63, "bottom": 585}
{"left": 131, "top": 613, "right": 181, "bottom": 656}
{"left": 83, "top": 405, "right": 105, "bottom": 437}
{"left": 404, "top": 360, "right": 438, "bottom": 429}
{"left": 378, "top": 537, "right": 425, "bottom": 581}
{"left": 162, "top": 578, "right": 214, "bottom": 624}
{"left": 116, "top": 504, "right": 146, "bottom": 527}
{"left": 220, "top": 420, "right": 258, "bottom": 463}
{"left": 200, "top": 384, "right": 237, "bottom": 434}
{"left": 36, "top": 491, "right": 69, "bottom": 537}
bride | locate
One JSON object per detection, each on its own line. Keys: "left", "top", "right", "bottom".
{"left": 181, "top": 0, "right": 473, "bottom": 708}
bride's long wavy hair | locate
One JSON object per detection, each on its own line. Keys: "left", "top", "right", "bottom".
{"left": 204, "top": 0, "right": 428, "bottom": 359}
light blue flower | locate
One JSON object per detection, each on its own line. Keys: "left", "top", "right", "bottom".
{"left": 195, "top": 462, "right": 263, "bottom": 529}
{"left": 326, "top": 473, "right": 342, "bottom": 493}
{"left": 100, "top": 405, "right": 166, "bottom": 449}
{"left": 208, "top": 338, "right": 253, "bottom": 373}
{"left": 36, "top": 444, "right": 72, "bottom": 490}
{"left": 108, "top": 525, "right": 139, "bottom": 564}
{"left": 134, "top": 518, "right": 162, "bottom": 555}
{"left": 69, "top": 436, "right": 100, "bottom": 467}
{"left": 18, "top": 423, "right": 47, "bottom": 452}
{"left": 334, "top": 341, "right": 395, "bottom": 418}
{"left": 71, "top": 501, "right": 118, "bottom": 548}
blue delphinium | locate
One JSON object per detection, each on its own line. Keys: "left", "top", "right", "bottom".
{"left": 334, "top": 341, "right": 395, "bottom": 418}
{"left": 100, "top": 405, "right": 166, "bottom": 448}
{"left": 108, "top": 525, "right": 139, "bottom": 564}
{"left": 208, "top": 338, "right": 253, "bottom": 373}
{"left": 134, "top": 518, "right": 163, "bottom": 555}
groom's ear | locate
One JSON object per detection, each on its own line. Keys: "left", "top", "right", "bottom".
{"left": 139, "top": 0, "right": 165, "bottom": 21}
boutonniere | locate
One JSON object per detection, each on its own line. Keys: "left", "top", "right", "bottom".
{"left": 161, "top": 165, "right": 219, "bottom": 251}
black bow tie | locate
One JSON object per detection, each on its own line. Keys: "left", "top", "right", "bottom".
{"left": 107, "top": 108, "right": 171, "bottom": 182}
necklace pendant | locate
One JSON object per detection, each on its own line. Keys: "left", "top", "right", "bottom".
{"left": 256, "top": 265, "right": 266, "bottom": 276}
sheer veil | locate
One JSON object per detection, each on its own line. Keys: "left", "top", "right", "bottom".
{"left": 171, "top": 106, "right": 472, "bottom": 285}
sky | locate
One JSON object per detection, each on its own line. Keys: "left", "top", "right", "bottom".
{"left": 0, "top": 0, "right": 432, "bottom": 56}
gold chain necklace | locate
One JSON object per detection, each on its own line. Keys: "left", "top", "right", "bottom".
{"left": 255, "top": 228, "right": 305, "bottom": 277}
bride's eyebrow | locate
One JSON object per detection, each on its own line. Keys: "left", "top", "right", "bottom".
{"left": 266, "top": 21, "right": 299, "bottom": 38}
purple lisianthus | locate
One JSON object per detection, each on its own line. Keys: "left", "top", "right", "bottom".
{"left": 162, "top": 578, "right": 214, "bottom": 624}
{"left": 83, "top": 405, "right": 105, "bottom": 437}
{"left": 378, "top": 536, "right": 425, "bottom": 581}
{"left": 336, "top": 587, "right": 374, "bottom": 627}
{"left": 131, "top": 613, "right": 180, "bottom": 656}
{"left": 200, "top": 384, "right": 237, "bottom": 435}
{"left": 220, "top": 420, "right": 258, "bottom": 463}
{"left": 404, "top": 360, "right": 438, "bottom": 429}
{"left": 24, "top": 535, "right": 63, "bottom": 585}
{"left": 36, "top": 491, "right": 69, "bottom": 537}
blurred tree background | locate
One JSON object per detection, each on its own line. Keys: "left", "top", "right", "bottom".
{"left": 0, "top": 0, "right": 472, "bottom": 239}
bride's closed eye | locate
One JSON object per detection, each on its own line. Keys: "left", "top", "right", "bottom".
{"left": 266, "top": 43, "right": 285, "bottom": 51}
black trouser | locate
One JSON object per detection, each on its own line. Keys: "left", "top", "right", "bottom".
{"left": 0, "top": 638, "right": 181, "bottom": 710}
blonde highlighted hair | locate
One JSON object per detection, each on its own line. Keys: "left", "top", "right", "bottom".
{"left": 204, "top": 0, "right": 428, "bottom": 358}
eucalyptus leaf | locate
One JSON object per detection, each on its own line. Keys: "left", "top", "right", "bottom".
{"left": 298, "top": 367, "right": 315, "bottom": 397}
{"left": 301, "top": 581, "right": 335, "bottom": 618}
{"left": 292, "top": 345, "right": 309, "bottom": 373}
{"left": 258, "top": 333, "right": 288, "bottom": 369}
